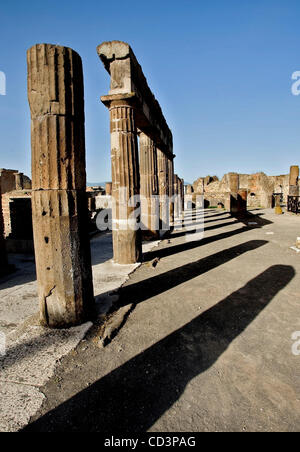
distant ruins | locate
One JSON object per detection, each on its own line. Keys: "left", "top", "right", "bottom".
{"left": 189, "top": 168, "right": 299, "bottom": 211}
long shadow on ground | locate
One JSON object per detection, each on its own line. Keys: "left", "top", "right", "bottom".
{"left": 23, "top": 261, "right": 294, "bottom": 432}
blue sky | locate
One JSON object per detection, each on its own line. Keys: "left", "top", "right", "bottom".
{"left": 0, "top": 0, "right": 300, "bottom": 183}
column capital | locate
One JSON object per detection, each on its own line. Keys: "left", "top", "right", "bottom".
{"left": 101, "top": 92, "right": 136, "bottom": 109}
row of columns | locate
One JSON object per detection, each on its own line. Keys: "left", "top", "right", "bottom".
{"left": 26, "top": 43, "right": 184, "bottom": 327}
{"left": 103, "top": 97, "right": 183, "bottom": 265}
{"left": 0, "top": 181, "right": 8, "bottom": 276}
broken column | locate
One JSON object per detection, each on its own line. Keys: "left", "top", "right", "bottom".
{"left": 15, "top": 172, "right": 24, "bottom": 190}
{"left": 139, "top": 132, "right": 159, "bottom": 239}
{"left": 157, "top": 148, "right": 170, "bottom": 233}
{"left": 105, "top": 182, "right": 112, "bottom": 196}
{"left": 0, "top": 181, "right": 8, "bottom": 276}
{"left": 289, "top": 166, "right": 299, "bottom": 196}
{"left": 228, "top": 172, "right": 239, "bottom": 214}
{"left": 27, "top": 44, "right": 94, "bottom": 328}
{"left": 237, "top": 190, "right": 247, "bottom": 214}
{"left": 274, "top": 194, "right": 283, "bottom": 215}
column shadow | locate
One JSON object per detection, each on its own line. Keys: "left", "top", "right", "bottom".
{"left": 117, "top": 240, "right": 268, "bottom": 309}
{"left": 22, "top": 262, "right": 294, "bottom": 432}
{"left": 144, "top": 226, "right": 250, "bottom": 262}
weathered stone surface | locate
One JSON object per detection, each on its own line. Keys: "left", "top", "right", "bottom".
{"left": 31, "top": 190, "right": 94, "bottom": 327}
{"left": 193, "top": 171, "right": 290, "bottom": 209}
{"left": 15, "top": 173, "right": 24, "bottom": 191}
{"left": 98, "top": 41, "right": 173, "bottom": 157}
{"left": 109, "top": 100, "right": 142, "bottom": 264}
{"left": 228, "top": 173, "right": 239, "bottom": 193}
{"left": 0, "top": 181, "right": 8, "bottom": 275}
{"left": 168, "top": 158, "right": 175, "bottom": 224}
{"left": 289, "top": 166, "right": 299, "bottom": 196}
{"left": 27, "top": 44, "right": 86, "bottom": 191}
{"left": 105, "top": 182, "right": 112, "bottom": 196}
{"left": 98, "top": 41, "right": 175, "bottom": 255}
{"left": 139, "top": 132, "right": 159, "bottom": 239}
{"left": 157, "top": 149, "right": 169, "bottom": 231}
{"left": 173, "top": 174, "right": 180, "bottom": 218}
{"left": 27, "top": 43, "right": 94, "bottom": 328}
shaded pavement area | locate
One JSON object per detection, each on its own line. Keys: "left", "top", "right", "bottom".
{"left": 23, "top": 209, "right": 300, "bottom": 432}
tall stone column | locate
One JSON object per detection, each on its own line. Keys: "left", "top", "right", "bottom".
{"left": 289, "top": 166, "right": 299, "bottom": 196}
{"left": 104, "top": 98, "right": 141, "bottom": 264}
{"left": 157, "top": 149, "right": 170, "bottom": 233}
{"left": 237, "top": 190, "right": 247, "bottom": 214}
{"left": 139, "top": 132, "right": 159, "bottom": 239}
{"left": 0, "top": 182, "right": 8, "bottom": 276}
{"left": 27, "top": 44, "right": 94, "bottom": 328}
{"left": 105, "top": 182, "right": 112, "bottom": 196}
{"left": 174, "top": 174, "right": 180, "bottom": 219}
{"left": 228, "top": 173, "right": 239, "bottom": 214}
{"left": 168, "top": 158, "right": 175, "bottom": 225}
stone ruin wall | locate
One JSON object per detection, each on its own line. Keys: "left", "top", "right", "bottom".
{"left": 192, "top": 172, "right": 290, "bottom": 208}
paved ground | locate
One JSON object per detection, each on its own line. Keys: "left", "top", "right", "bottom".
{"left": 0, "top": 231, "right": 158, "bottom": 432}
{"left": 16, "top": 208, "right": 300, "bottom": 432}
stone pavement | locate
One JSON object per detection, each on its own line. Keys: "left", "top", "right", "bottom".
{"left": 0, "top": 231, "right": 158, "bottom": 431}
{"left": 2, "top": 208, "right": 300, "bottom": 431}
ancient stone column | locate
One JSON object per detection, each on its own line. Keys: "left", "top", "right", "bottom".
{"left": 289, "top": 166, "right": 299, "bottom": 196}
{"left": 180, "top": 178, "right": 185, "bottom": 213}
{"left": 27, "top": 44, "right": 94, "bottom": 328}
{"left": 274, "top": 194, "right": 283, "bottom": 215}
{"left": 228, "top": 173, "right": 239, "bottom": 192}
{"left": 168, "top": 158, "right": 175, "bottom": 225}
{"left": 237, "top": 190, "right": 247, "bottom": 214}
{"left": 139, "top": 132, "right": 159, "bottom": 239}
{"left": 0, "top": 182, "right": 8, "bottom": 276}
{"left": 105, "top": 182, "right": 112, "bottom": 196}
{"left": 173, "top": 174, "right": 180, "bottom": 218}
{"left": 102, "top": 98, "right": 142, "bottom": 264}
{"left": 157, "top": 149, "right": 170, "bottom": 233}
{"left": 228, "top": 173, "right": 239, "bottom": 214}
{"left": 15, "top": 173, "right": 24, "bottom": 191}
{"left": 186, "top": 185, "right": 194, "bottom": 195}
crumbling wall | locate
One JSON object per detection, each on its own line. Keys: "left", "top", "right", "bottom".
{"left": 192, "top": 171, "right": 290, "bottom": 209}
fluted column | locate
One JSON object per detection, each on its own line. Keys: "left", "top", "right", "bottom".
{"left": 168, "top": 158, "right": 175, "bottom": 225}
{"left": 157, "top": 149, "right": 170, "bottom": 233}
{"left": 174, "top": 174, "right": 180, "bottom": 219}
{"left": 108, "top": 100, "right": 142, "bottom": 264}
{"left": 139, "top": 133, "right": 159, "bottom": 239}
{"left": 180, "top": 178, "right": 185, "bottom": 214}
{"left": 27, "top": 44, "right": 94, "bottom": 328}
{"left": 0, "top": 182, "right": 8, "bottom": 276}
